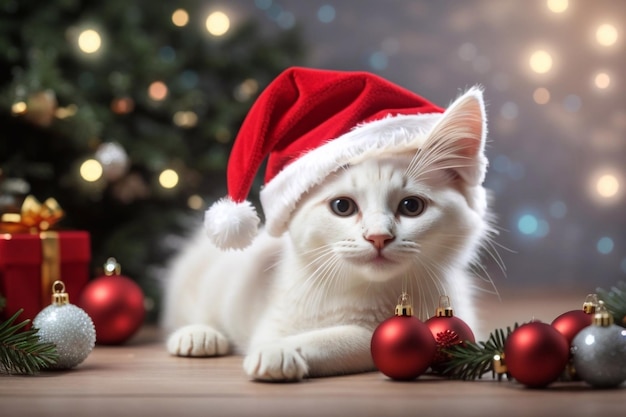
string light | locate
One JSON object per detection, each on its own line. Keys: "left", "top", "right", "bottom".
{"left": 234, "top": 78, "right": 259, "bottom": 102}
{"left": 77, "top": 29, "right": 102, "bottom": 54}
{"left": 111, "top": 97, "right": 134, "bottom": 114}
{"left": 172, "top": 9, "right": 189, "bottom": 27}
{"left": 159, "top": 169, "right": 179, "bottom": 189}
{"left": 214, "top": 126, "right": 232, "bottom": 143}
{"left": 517, "top": 213, "right": 549, "bottom": 238}
{"left": 596, "top": 23, "right": 618, "bottom": 47}
{"left": 533, "top": 87, "right": 551, "bottom": 104}
{"left": 55, "top": 104, "right": 78, "bottom": 119}
{"left": 187, "top": 195, "right": 204, "bottom": 210}
{"left": 80, "top": 159, "right": 103, "bottom": 182}
{"left": 173, "top": 111, "right": 198, "bottom": 128}
{"left": 148, "top": 81, "right": 168, "bottom": 101}
{"left": 589, "top": 169, "right": 622, "bottom": 206}
{"left": 596, "top": 174, "right": 620, "bottom": 198}
{"left": 206, "top": 11, "right": 230, "bottom": 36}
{"left": 529, "top": 50, "right": 553, "bottom": 74}
{"left": 547, "top": 0, "right": 568, "bottom": 13}
{"left": 594, "top": 72, "right": 611, "bottom": 89}
{"left": 597, "top": 237, "right": 614, "bottom": 255}
{"left": 11, "top": 101, "right": 27, "bottom": 115}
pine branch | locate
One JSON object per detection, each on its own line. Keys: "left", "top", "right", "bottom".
{"left": 597, "top": 281, "right": 626, "bottom": 328}
{"left": 440, "top": 324, "right": 518, "bottom": 380}
{"left": 0, "top": 309, "right": 59, "bottom": 375}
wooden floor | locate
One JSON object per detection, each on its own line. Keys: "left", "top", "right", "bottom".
{"left": 1, "top": 288, "right": 625, "bottom": 417}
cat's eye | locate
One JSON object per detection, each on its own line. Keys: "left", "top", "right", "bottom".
{"left": 398, "top": 197, "right": 426, "bottom": 217}
{"left": 329, "top": 198, "right": 358, "bottom": 216}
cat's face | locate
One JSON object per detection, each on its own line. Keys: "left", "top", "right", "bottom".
{"left": 288, "top": 153, "right": 488, "bottom": 286}
{"left": 284, "top": 88, "right": 490, "bottom": 295}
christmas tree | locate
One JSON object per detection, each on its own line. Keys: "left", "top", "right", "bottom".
{"left": 0, "top": 0, "right": 305, "bottom": 319}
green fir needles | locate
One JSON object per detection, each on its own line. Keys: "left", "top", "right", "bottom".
{"left": 0, "top": 309, "right": 58, "bottom": 375}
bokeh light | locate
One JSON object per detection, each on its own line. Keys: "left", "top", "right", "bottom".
{"left": 206, "top": 11, "right": 230, "bottom": 36}
{"left": 159, "top": 169, "right": 179, "bottom": 189}
{"left": 563, "top": 94, "right": 582, "bottom": 112}
{"left": 80, "top": 159, "right": 103, "bottom": 182}
{"left": 148, "top": 81, "right": 168, "bottom": 101}
{"left": 529, "top": 50, "right": 553, "bottom": 74}
{"left": 547, "top": 0, "right": 568, "bottom": 13}
{"left": 369, "top": 51, "right": 388, "bottom": 71}
{"left": 516, "top": 212, "right": 549, "bottom": 238}
{"left": 500, "top": 102, "right": 519, "bottom": 120}
{"left": 533, "top": 87, "right": 551, "bottom": 104}
{"left": 596, "top": 174, "right": 620, "bottom": 198}
{"left": 594, "top": 72, "right": 611, "bottom": 89}
{"left": 111, "top": 97, "right": 134, "bottom": 114}
{"left": 596, "top": 23, "right": 618, "bottom": 46}
{"left": 318, "top": 5, "right": 336, "bottom": 23}
{"left": 458, "top": 42, "right": 477, "bottom": 61}
{"left": 518, "top": 214, "right": 539, "bottom": 235}
{"left": 187, "top": 194, "right": 204, "bottom": 210}
{"left": 11, "top": 101, "right": 27, "bottom": 115}
{"left": 77, "top": 29, "right": 102, "bottom": 54}
{"left": 596, "top": 237, "right": 614, "bottom": 254}
{"left": 172, "top": 9, "right": 189, "bottom": 27}
{"left": 173, "top": 111, "right": 198, "bottom": 128}
{"left": 233, "top": 78, "right": 259, "bottom": 102}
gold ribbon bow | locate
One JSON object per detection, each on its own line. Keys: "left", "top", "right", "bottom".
{"left": 0, "top": 195, "right": 64, "bottom": 233}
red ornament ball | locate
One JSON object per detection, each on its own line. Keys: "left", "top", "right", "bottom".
{"left": 551, "top": 309, "right": 592, "bottom": 345}
{"left": 79, "top": 260, "right": 145, "bottom": 345}
{"left": 504, "top": 321, "right": 570, "bottom": 388}
{"left": 425, "top": 315, "right": 475, "bottom": 367}
{"left": 371, "top": 315, "right": 436, "bottom": 380}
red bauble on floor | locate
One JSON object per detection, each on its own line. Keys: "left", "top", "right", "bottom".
{"left": 425, "top": 295, "right": 475, "bottom": 369}
{"left": 78, "top": 258, "right": 145, "bottom": 345}
{"left": 370, "top": 294, "right": 436, "bottom": 380}
{"left": 551, "top": 294, "right": 597, "bottom": 345}
{"left": 504, "top": 321, "right": 570, "bottom": 388}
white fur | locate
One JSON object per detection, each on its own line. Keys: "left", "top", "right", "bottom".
{"left": 162, "top": 89, "right": 494, "bottom": 381}
{"left": 204, "top": 198, "right": 260, "bottom": 250}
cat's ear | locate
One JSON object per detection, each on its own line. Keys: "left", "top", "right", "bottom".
{"left": 421, "top": 86, "right": 488, "bottom": 186}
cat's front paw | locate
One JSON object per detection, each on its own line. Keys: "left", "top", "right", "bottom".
{"left": 243, "top": 343, "right": 308, "bottom": 382}
{"left": 167, "top": 324, "right": 229, "bottom": 357}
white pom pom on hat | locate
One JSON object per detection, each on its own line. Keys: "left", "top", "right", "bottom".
{"left": 204, "top": 66, "right": 446, "bottom": 250}
{"left": 204, "top": 198, "right": 260, "bottom": 250}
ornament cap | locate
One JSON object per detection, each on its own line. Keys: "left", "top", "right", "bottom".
{"left": 434, "top": 295, "right": 454, "bottom": 317}
{"left": 51, "top": 280, "right": 69, "bottom": 305}
{"left": 593, "top": 301, "right": 614, "bottom": 327}
{"left": 492, "top": 353, "right": 508, "bottom": 376}
{"left": 104, "top": 257, "right": 121, "bottom": 276}
{"left": 582, "top": 293, "right": 599, "bottom": 314}
{"left": 395, "top": 292, "right": 413, "bottom": 316}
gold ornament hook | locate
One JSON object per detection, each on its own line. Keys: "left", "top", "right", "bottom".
{"left": 395, "top": 292, "right": 413, "bottom": 316}
{"left": 435, "top": 295, "right": 454, "bottom": 317}
{"left": 104, "top": 257, "right": 122, "bottom": 276}
{"left": 582, "top": 293, "right": 599, "bottom": 314}
{"left": 593, "top": 300, "right": 613, "bottom": 327}
{"left": 51, "top": 280, "right": 69, "bottom": 306}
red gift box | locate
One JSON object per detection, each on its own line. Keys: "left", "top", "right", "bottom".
{"left": 0, "top": 230, "right": 91, "bottom": 322}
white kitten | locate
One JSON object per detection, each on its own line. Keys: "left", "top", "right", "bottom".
{"left": 161, "top": 88, "right": 494, "bottom": 381}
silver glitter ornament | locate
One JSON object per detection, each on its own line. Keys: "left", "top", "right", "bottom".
{"left": 571, "top": 303, "right": 626, "bottom": 388}
{"left": 33, "top": 280, "right": 96, "bottom": 369}
{"left": 95, "top": 141, "right": 129, "bottom": 182}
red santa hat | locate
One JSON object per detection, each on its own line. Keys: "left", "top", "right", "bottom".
{"left": 204, "top": 66, "right": 448, "bottom": 250}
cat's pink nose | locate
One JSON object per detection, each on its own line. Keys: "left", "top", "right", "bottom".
{"left": 365, "top": 233, "right": 394, "bottom": 249}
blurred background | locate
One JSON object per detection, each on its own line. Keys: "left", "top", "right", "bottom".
{"left": 1, "top": 0, "right": 624, "bottom": 320}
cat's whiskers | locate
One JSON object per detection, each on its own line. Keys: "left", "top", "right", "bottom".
{"left": 413, "top": 257, "right": 452, "bottom": 318}
{"left": 293, "top": 243, "right": 356, "bottom": 316}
